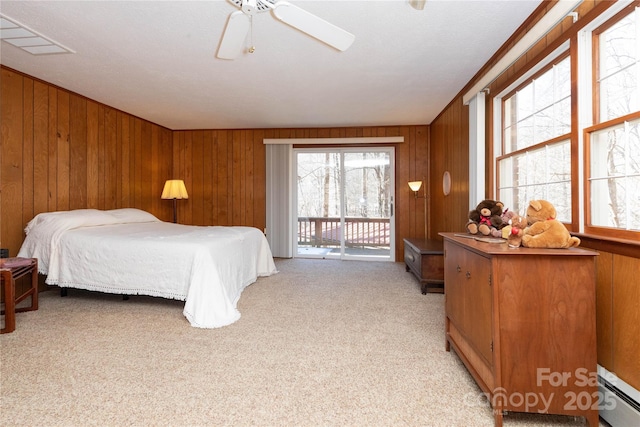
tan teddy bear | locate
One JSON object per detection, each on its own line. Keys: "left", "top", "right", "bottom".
{"left": 505, "top": 213, "right": 528, "bottom": 248}
{"left": 521, "top": 200, "right": 580, "bottom": 249}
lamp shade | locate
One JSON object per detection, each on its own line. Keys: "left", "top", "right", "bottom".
{"left": 408, "top": 181, "right": 423, "bottom": 192}
{"left": 161, "top": 180, "right": 189, "bottom": 200}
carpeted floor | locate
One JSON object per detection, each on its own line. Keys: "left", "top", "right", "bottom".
{"left": 1, "top": 258, "right": 603, "bottom": 426}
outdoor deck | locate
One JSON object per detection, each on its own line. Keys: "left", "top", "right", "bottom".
{"left": 297, "top": 217, "right": 391, "bottom": 258}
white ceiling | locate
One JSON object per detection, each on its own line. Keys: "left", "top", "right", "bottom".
{"left": 0, "top": 0, "right": 541, "bottom": 130}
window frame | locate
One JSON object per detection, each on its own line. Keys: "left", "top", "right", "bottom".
{"left": 491, "top": 2, "right": 640, "bottom": 241}
{"left": 496, "top": 50, "right": 578, "bottom": 230}
{"left": 584, "top": 4, "right": 640, "bottom": 239}
{"left": 583, "top": 112, "right": 640, "bottom": 240}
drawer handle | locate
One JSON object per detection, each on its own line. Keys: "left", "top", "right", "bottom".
{"left": 457, "top": 265, "right": 461, "bottom": 273}
{"left": 466, "top": 271, "right": 471, "bottom": 279}
{"left": 408, "top": 254, "right": 415, "bottom": 262}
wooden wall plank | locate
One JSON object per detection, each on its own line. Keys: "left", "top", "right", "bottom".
{"left": 217, "top": 130, "right": 230, "bottom": 226}
{"left": 232, "top": 130, "right": 242, "bottom": 225}
{"left": 613, "top": 254, "right": 640, "bottom": 389}
{"left": 69, "top": 94, "right": 87, "bottom": 210}
{"left": 133, "top": 118, "right": 142, "bottom": 209}
{"left": 22, "top": 77, "right": 34, "bottom": 226}
{"left": 140, "top": 120, "right": 152, "bottom": 213}
{"left": 202, "top": 131, "right": 214, "bottom": 225}
{"left": 1, "top": 69, "right": 24, "bottom": 255}
{"left": 86, "top": 100, "right": 99, "bottom": 208}
{"left": 118, "top": 112, "right": 127, "bottom": 207}
{"left": 97, "top": 105, "right": 105, "bottom": 210}
{"left": 182, "top": 131, "right": 193, "bottom": 225}
{"left": 192, "top": 130, "right": 204, "bottom": 225}
{"left": 150, "top": 126, "right": 159, "bottom": 215}
{"left": 252, "top": 128, "right": 265, "bottom": 232}
{"left": 159, "top": 127, "right": 173, "bottom": 221}
{"left": 33, "top": 81, "right": 49, "bottom": 216}
{"left": 56, "top": 89, "right": 70, "bottom": 211}
{"left": 595, "top": 251, "right": 613, "bottom": 369}
{"left": 47, "top": 86, "right": 58, "bottom": 211}
{"left": 104, "top": 107, "right": 117, "bottom": 209}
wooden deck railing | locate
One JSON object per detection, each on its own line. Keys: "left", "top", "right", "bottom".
{"left": 298, "top": 217, "right": 390, "bottom": 248}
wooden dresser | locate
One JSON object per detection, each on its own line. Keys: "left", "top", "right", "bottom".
{"left": 440, "top": 233, "right": 599, "bottom": 427}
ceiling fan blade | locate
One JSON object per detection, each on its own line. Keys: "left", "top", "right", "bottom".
{"left": 271, "top": 1, "right": 354, "bottom": 52}
{"left": 217, "top": 10, "right": 251, "bottom": 59}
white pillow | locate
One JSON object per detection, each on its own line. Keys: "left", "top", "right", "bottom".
{"left": 24, "top": 209, "right": 103, "bottom": 235}
{"left": 106, "top": 208, "right": 160, "bottom": 224}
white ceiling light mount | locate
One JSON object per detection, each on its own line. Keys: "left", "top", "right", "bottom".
{"left": 409, "top": 0, "right": 427, "bottom": 11}
{"left": 0, "top": 14, "right": 75, "bottom": 55}
{"left": 217, "top": 0, "right": 355, "bottom": 60}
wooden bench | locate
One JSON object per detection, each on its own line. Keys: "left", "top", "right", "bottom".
{"left": 1, "top": 257, "right": 39, "bottom": 334}
{"left": 403, "top": 238, "right": 445, "bottom": 294}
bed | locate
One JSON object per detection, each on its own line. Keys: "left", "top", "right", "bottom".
{"left": 17, "top": 208, "right": 277, "bottom": 328}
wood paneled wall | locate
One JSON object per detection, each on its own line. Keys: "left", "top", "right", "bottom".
{"left": 1, "top": 67, "right": 429, "bottom": 262}
{"left": 173, "top": 126, "right": 429, "bottom": 262}
{"left": 1, "top": 67, "right": 173, "bottom": 258}
{"left": 429, "top": 97, "right": 470, "bottom": 237}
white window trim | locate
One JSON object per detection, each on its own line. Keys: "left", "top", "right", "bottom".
{"left": 469, "top": 91, "right": 486, "bottom": 209}
{"left": 264, "top": 137, "right": 404, "bottom": 145}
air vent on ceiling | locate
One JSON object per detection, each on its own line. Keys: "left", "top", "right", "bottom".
{"left": 0, "top": 14, "right": 74, "bottom": 55}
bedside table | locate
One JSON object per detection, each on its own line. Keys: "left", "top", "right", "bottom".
{"left": 403, "top": 238, "right": 444, "bottom": 294}
{"left": 1, "top": 257, "right": 39, "bottom": 334}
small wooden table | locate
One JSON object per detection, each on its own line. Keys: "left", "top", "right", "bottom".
{"left": 1, "top": 257, "right": 39, "bottom": 334}
{"left": 403, "top": 238, "right": 445, "bottom": 294}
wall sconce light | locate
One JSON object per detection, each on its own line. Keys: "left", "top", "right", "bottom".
{"left": 408, "top": 177, "right": 429, "bottom": 240}
{"left": 408, "top": 180, "right": 423, "bottom": 195}
{"left": 161, "top": 179, "right": 188, "bottom": 223}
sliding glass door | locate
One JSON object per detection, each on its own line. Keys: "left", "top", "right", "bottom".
{"left": 294, "top": 147, "right": 395, "bottom": 261}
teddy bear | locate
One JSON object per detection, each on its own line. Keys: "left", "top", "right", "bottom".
{"left": 498, "top": 209, "right": 516, "bottom": 238}
{"left": 466, "top": 199, "right": 505, "bottom": 236}
{"left": 505, "top": 213, "right": 528, "bottom": 248}
{"left": 521, "top": 200, "right": 581, "bottom": 248}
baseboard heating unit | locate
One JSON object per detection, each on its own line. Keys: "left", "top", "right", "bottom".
{"left": 598, "top": 365, "right": 640, "bottom": 426}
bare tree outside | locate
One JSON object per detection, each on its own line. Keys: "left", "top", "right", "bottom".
{"left": 499, "top": 56, "right": 572, "bottom": 220}
{"left": 590, "top": 11, "right": 640, "bottom": 231}
{"left": 296, "top": 150, "right": 392, "bottom": 258}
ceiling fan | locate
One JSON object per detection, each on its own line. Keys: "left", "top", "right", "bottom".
{"left": 217, "top": 0, "right": 355, "bottom": 59}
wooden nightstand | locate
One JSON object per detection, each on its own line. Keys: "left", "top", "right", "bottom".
{"left": 403, "top": 238, "right": 445, "bottom": 294}
{"left": 1, "top": 257, "right": 39, "bottom": 334}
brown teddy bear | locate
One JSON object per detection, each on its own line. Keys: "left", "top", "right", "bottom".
{"left": 521, "top": 200, "right": 580, "bottom": 249}
{"left": 499, "top": 209, "right": 516, "bottom": 238}
{"left": 466, "top": 199, "right": 505, "bottom": 236}
{"left": 505, "top": 213, "right": 528, "bottom": 248}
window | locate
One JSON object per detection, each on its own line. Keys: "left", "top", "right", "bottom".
{"left": 498, "top": 55, "right": 573, "bottom": 222}
{"left": 585, "top": 6, "right": 640, "bottom": 238}
{"left": 493, "top": 3, "right": 640, "bottom": 241}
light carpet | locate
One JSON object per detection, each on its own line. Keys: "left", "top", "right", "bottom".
{"left": 1, "top": 258, "right": 603, "bottom": 427}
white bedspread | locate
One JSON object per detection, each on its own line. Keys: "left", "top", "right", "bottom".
{"left": 18, "top": 209, "right": 277, "bottom": 328}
